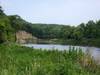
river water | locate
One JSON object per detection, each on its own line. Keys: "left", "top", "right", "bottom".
{"left": 23, "top": 44, "right": 100, "bottom": 64}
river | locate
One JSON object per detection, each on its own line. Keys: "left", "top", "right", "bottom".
{"left": 23, "top": 44, "right": 100, "bottom": 64}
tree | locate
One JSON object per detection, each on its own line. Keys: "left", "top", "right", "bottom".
{"left": 0, "top": 6, "right": 4, "bottom": 15}
{"left": 96, "top": 20, "right": 100, "bottom": 37}
{"left": 85, "top": 20, "right": 96, "bottom": 38}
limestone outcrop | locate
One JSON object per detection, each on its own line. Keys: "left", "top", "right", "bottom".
{"left": 16, "top": 31, "right": 37, "bottom": 44}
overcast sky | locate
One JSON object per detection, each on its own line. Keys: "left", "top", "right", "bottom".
{"left": 0, "top": 0, "right": 100, "bottom": 25}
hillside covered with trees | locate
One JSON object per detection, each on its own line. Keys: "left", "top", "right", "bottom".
{"left": 0, "top": 6, "right": 100, "bottom": 47}
{"left": 0, "top": 5, "right": 100, "bottom": 75}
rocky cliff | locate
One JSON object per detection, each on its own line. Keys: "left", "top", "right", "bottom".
{"left": 16, "top": 31, "right": 37, "bottom": 44}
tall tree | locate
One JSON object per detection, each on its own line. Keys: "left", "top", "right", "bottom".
{"left": 0, "top": 6, "right": 4, "bottom": 15}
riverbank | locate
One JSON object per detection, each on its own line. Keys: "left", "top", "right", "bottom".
{"left": 37, "top": 38, "right": 100, "bottom": 48}
{"left": 0, "top": 43, "right": 100, "bottom": 75}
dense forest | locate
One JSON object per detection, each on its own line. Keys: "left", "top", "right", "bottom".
{"left": 0, "top": 6, "right": 100, "bottom": 47}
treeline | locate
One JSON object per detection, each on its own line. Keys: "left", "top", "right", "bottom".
{"left": 29, "top": 21, "right": 100, "bottom": 46}
{"left": 0, "top": 6, "right": 100, "bottom": 46}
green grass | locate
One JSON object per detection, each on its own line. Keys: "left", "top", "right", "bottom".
{"left": 0, "top": 43, "right": 100, "bottom": 75}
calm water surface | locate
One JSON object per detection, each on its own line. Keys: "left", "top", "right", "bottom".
{"left": 24, "top": 44, "right": 100, "bottom": 63}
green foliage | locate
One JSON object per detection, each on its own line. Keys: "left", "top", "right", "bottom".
{"left": 0, "top": 6, "right": 4, "bottom": 15}
{"left": 0, "top": 15, "right": 15, "bottom": 43}
{"left": 0, "top": 44, "right": 99, "bottom": 75}
{"left": 0, "top": 5, "right": 100, "bottom": 47}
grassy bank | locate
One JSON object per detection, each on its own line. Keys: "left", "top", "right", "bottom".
{"left": 0, "top": 43, "right": 100, "bottom": 75}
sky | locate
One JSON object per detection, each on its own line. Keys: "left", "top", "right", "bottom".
{"left": 0, "top": 0, "right": 100, "bottom": 26}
